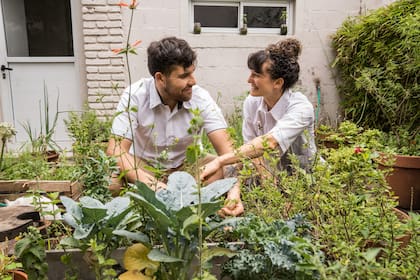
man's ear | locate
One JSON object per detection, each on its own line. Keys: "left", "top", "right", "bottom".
{"left": 155, "top": 72, "right": 164, "bottom": 82}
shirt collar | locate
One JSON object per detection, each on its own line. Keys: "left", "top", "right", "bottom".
{"left": 270, "top": 89, "right": 291, "bottom": 121}
{"left": 149, "top": 79, "right": 187, "bottom": 110}
{"left": 256, "top": 89, "right": 291, "bottom": 121}
{"left": 149, "top": 79, "right": 162, "bottom": 109}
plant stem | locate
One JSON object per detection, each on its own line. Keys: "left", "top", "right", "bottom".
{"left": 0, "top": 138, "right": 5, "bottom": 170}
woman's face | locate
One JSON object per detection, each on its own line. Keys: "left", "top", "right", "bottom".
{"left": 247, "top": 61, "right": 276, "bottom": 97}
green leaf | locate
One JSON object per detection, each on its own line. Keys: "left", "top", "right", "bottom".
{"left": 148, "top": 248, "right": 184, "bottom": 263}
{"left": 105, "top": 196, "right": 130, "bottom": 217}
{"left": 113, "top": 229, "right": 150, "bottom": 244}
{"left": 181, "top": 214, "right": 200, "bottom": 240}
{"left": 201, "top": 177, "right": 237, "bottom": 201}
{"left": 128, "top": 191, "right": 171, "bottom": 233}
{"left": 74, "top": 224, "right": 95, "bottom": 239}
{"left": 59, "top": 236, "right": 81, "bottom": 248}
{"left": 14, "top": 237, "right": 32, "bottom": 258}
{"left": 156, "top": 172, "right": 197, "bottom": 211}
{"left": 201, "top": 247, "right": 236, "bottom": 265}
{"left": 81, "top": 207, "right": 107, "bottom": 224}
{"left": 362, "top": 248, "right": 382, "bottom": 262}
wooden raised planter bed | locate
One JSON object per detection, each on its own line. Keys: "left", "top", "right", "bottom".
{"left": 0, "top": 180, "right": 81, "bottom": 201}
{"left": 0, "top": 180, "right": 81, "bottom": 242}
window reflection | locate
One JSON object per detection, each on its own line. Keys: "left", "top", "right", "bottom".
{"left": 2, "top": 0, "right": 73, "bottom": 57}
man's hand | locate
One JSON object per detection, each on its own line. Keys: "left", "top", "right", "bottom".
{"left": 200, "top": 157, "right": 222, "bottom": 184}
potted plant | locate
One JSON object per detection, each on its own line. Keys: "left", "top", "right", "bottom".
{"left": 1, "top": 246, "right": 28, "bottom": 280}
{"left": 375, "top": 128, "right": 420, "bottom": 210}
{"left": 0, "top": 122, "right": 17, "bottom": 171}
{"left": 279, "top": 10, "right": 287, "bottom": 35}
{"left": 240, "top": 14, "right": 247, "bottom": 35}
{"left": 21, "top": 89, "right": 61, "bottom": 162}
{"left": 331, "top": 0, "right": 419, "bottom": 210}
{"left": 193, "top": 22, "right": 201, "bottom": 34}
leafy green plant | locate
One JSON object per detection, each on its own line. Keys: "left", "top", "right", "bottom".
{"left": 72, "top": 149, "right": 117, "bottom": 203}
{"left": 60, "top": 195, "right": 139, "bottom": 280}
{"left": 64, "top": 109, "right": 112, "bottom": 159}
{"left": 331, "top": 0, "right": 419, "bottom": 134}
{"left": 222, "top": 214, "right": 322, "bottom": 279}
{"left": 116, "top": 172, "right": 239, "bottom": 280}
{"left": 21, "top": 89, "right": 61, "bottom": 155}
{"left": 0, "top": 246, "right": 23, "bottom": 280}
{"left": 376, "top": 127, "right": 420, "bottom": 156}
{"left": 316, "top": 121, "right": 383, "bottom": 150}
{"left": 0, "top": 151, "right": 76, "bottom": 180}
{"left": 0, "top": 122, "right": 17, "bottom": 171}
{"left": 14, "top": 226, "right": 48, "bottom": 280}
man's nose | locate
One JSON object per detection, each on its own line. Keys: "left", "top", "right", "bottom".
{"left": 188, "top": 75, "right": 196, "bottom": 86}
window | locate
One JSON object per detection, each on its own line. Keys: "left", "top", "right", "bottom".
{"left": 2, "top": 0, "right": 73, "bottom": 57}
{"left": 191, "top": 1, "right": 293, "bottom": 34}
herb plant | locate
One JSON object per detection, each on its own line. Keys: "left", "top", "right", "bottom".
{"left": 14, "top": 226, "right": 48, "bottom": 280}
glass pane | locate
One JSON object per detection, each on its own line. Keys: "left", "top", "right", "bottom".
{"left": 2, "top": 0, "right": 73, "bottom": 57}
{"left": 244, "top": 6, "right": 286, "bottom": 28}
{"left": 194, "top": 6, "right": 238, "bottom": 28}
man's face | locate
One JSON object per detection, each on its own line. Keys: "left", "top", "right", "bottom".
{"left": 247, "top": 61, "right": 275, "bottom": 97}
{"left": 162, "top": 65, "right": 196, "bottom": 103}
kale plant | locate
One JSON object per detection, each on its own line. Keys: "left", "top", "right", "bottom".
{"left": 222, "top": 214, "right": 322, "bottom": 280}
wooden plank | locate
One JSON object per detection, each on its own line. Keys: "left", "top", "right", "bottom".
{"left": 0, "top": 180, "right": 81, "bottom": 200}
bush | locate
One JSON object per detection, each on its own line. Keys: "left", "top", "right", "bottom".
{"left": 332, "top": 0, "right": 419, "bottom": 133}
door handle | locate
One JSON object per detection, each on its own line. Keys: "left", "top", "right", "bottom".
{"left": 1, "top": 65, "right": 13, "bottom": 71}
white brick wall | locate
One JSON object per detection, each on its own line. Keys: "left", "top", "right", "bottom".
{"left": 82, "top": 0, "right": 395, "bottom": 122}
{"left": 82, "top": 0, "right": 126, "bottom": 117}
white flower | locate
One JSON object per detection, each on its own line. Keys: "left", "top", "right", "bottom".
{"left": 0, "top": 122, "right": 17, "bottom": 141}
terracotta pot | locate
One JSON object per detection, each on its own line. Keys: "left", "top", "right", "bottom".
{"left": 11, "top": 270, "right": 28, "bottom": 280}
{"left": 392, "top": 208, "right": 411, "bottom": 249}
{"left": 377, "top": 153, "right": 420, "bottom": 210}
{"left": 365, "top": 208, "right": 411, "bottom": 255}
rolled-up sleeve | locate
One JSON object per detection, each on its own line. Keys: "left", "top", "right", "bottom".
{"left": 111, "top": 84, "right": 142, "bottom": 140}
{"left": 270, "top": 103, "right": 314, "bottom": 154}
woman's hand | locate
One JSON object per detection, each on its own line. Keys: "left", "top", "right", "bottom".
{"left": 219, "top": 181, "right": 244, "bottom": 217}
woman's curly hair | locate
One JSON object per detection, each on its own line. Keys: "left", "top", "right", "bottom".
{"left": 248, "top": 38, "right": 302, "bottom": 91}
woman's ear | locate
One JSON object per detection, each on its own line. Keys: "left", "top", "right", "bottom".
{"left": 274, "top": 77, "right": 284, "bottom": 91}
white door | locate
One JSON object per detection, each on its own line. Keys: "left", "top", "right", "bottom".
{"left": 0, "top": 0, "right": 82, "bottom": 151}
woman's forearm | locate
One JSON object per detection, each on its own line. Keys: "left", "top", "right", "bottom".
{"left": 218, "top": 133, "right": 279, "bottom": 167}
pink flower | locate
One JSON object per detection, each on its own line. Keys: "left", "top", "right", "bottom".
{"left": 354, "top": 147, "right": 363, "bottom": 154}
{"left": 112, "top": 40, "right": 142, "bottom": 55}
{"left": 118, "top": 0, "right": 138, "bottom": 9}
{"left": 131, "top": 40, "right": 142, "bottom": 47}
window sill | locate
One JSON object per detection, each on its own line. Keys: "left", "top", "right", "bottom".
{"left": 185, "top": 33, "right": 292, "bottom": 48}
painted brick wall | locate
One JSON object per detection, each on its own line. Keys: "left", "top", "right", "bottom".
{"left": 81, "top": 0, "right": 126, "bottom": 117}
{"left": 82, "top": 0, "right": 395, "bottom": 123}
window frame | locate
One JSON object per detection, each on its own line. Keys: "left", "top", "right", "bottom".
{"left": 190, "top": 0, "right": 293, "bottom": 34}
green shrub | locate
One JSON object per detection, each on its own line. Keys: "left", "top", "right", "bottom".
{"left": 332, "top": 0, "right": 419, "bottom": 134}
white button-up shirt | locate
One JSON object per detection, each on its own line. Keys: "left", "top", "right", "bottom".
{"left": 242, "top": 90, "right": 317, "bottom": 171}
{"left": 112, "top": 78, "right": 227, "bottom": 169}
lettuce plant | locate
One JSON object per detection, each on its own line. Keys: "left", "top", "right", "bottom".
{"left": 60, "top": 195, "right": 141, "bottom": 280}
{"left": 115, "top": 171, "right": 239, "bottom": 280}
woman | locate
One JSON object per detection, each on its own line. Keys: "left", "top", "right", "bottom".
{"left": 200, "top": 38, "right": 317, "bottom": 184}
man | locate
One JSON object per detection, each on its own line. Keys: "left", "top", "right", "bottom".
{"left": 107, "top": 36, "right": 243, "bottom": 216}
